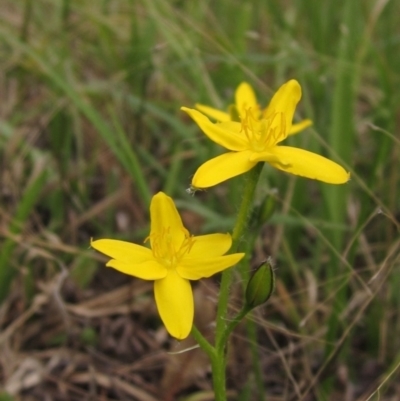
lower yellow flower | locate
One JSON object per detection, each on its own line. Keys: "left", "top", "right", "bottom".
{"left": 182, "top": 80, "right": 350, "bottom": 188}
{"left": 91, "top": 192, "right": 244, "bottom": 340}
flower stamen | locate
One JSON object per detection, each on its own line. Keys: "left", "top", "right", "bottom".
{"left": 146, "top": 227, "right": 196, "bottom": 268}
{"left": 240, "top": 108, "right": 287, "bottom": 151}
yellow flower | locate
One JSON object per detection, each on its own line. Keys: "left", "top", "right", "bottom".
{"left": 182, "top": 80, "right": 350, "bottom": 188}
{"left": 195, "top": 81, "right": 312, "bottom": 135}
{"left": 91, "top": 192, "right": 244, "bottom": 340}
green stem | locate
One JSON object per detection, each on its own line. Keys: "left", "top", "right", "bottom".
{"left": 191, "top": 326, "right": 226, "bottom": 401}
{"left": 208, "top": 306, "right": 251, "bottom": 401}
{"left": 210, "top": 349, "right": 227, "bottom": 401}
{"left": 211, "top": 162, "right": 263, "bottom": 400}
{"left": 241, "top": 234, "right": 267, "bottom": 400}
{"left": 223, "top": 306, "right": 266, "bottom": 401}
{"left": 191, "top": 325, "right": 215, "bottom": 360}
{"left": 215, "top": 163, "right": 263, "bottom": 343}
{"left": 218, "top": 306, "right": 251, "bottom": 349}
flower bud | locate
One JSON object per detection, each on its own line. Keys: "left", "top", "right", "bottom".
{"left": 249, "top": 191, "right": 277, "bottom": 230}
{"left": 245, "top": 259, "right": 275, "bottom": 309}
{"left": 258, "top": 191, "right": 276, "bottom": 223}
{"left": 228, "top": 105, "right": 240, "bottom": 122}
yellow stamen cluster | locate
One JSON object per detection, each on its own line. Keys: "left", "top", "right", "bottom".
{"left": 240, "top": 108, "right": 286, "bottom": 151}
{"left": 146, "top": 228, "right": 195, "bottom": 269}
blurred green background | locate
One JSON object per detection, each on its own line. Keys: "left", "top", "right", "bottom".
{"left": 0, "top": 0, "right": 399, "bottom": 400}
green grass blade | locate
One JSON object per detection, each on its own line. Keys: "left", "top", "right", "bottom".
{"left": 0, "top": 27, "right": 151, "bottom": 206}
{"left": 0, "top": 170, "right": 47, "bottom": 302}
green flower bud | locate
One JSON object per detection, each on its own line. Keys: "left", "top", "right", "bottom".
{"left": 245, "top": 259, "right": 275, "bottom": 309}
{"left": 258, "top": 191, "right": 276, "bottom": 223}
{"left": 228, "top": 104, "right": 240, "bottom": 122}
{"left": 249, "top": 191, "right": 277, "bottom": 230}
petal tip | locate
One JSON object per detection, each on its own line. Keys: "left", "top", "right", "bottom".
{"left": 171, "top": 328, "right": 190, "bottom": 341}
{"left": 336, "top": 169, "right": 351, "bottom": 184}
{"left": 153, "top": 191, "right": 167, "bottom": 200}
{"left": 287, "top": 78, "right": 300, "bottom": 88}
{"left": 237, "top": 81, "right": 252, "bottom": 91}
{"left": 181, "top": 106, "right": 195, "bottom": 114}
{"left": 328, "top": 169, "right": 351, "bottom": 184}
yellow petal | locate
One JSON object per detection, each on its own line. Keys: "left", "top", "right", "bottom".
{"left": 192, "top": 151, "right": 257, "bottom": 188}
{"left": 235, "top": 82, "right": 259, "bottom": 119}
{"left": 181, "top": 107, "right": 249, "bottom": 151}
{"left": 288, "top": 119, "right": 313, "bottom": 135}
{"left": 195, "top": 103, "right": 230, "bottom": 122}
{"left": 254, "top": 146, "right": 350, "bottom": 184}
{"left": 188, "top": 233, "right": 232, "bottom": 258}
{"left": 265, "top": 80, "right": 301, "bottom": 139}
{"left": 177, "top": 253, "right": 245, "bottom": 280}
{"left": 154, "top": 270, "right": 193, "bottom": 340}
{"left": 106, "top": 259, "right": 167, "bottom": 280}
{"left": 91, "top": 239, "right": 153, "bottom": 264}
{"left": 217, "top": 121, "right": 244, "bottom": 133}
{"left": 150, "top": 192, "right": 187, "bottom": 250}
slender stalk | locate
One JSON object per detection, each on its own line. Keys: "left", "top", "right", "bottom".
{"left": 217, "top": 306, "right": 251, "bottom": 349}
{"left": 241, "top": 234, "right": 267, "bottom": 400}
{"left": 190, "top": 325, "right": 215, "bottom": 360}
{"left": 321, "top": 1, "right": 358, "bottom": 396}
{"left": 215, "top": 163, "right": 264, "bottom": 343}
{"left": 210, "top": 349, "right": 227, "bottom": 401}
{"left": 210, "top": 163, "right": 263, "bottom": 400}
{"left": 191, "top": 327, "right": 226, "bottom": 401}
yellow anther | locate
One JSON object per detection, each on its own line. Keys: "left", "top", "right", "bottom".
{"left": 147, "top": 227, "right": 196, "bottom": 269}
{"left": 240, "top": 108, "right": 287, "bottom": 151}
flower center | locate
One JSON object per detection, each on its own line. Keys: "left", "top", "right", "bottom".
{"left": 240, "top": 108, "right": 286, "bottom": 152}
{"left": 146, "top": 227, "right": 195, "bottom": 269}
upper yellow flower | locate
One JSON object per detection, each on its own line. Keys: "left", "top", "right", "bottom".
{"left": 182, "top": 80, "right": 350, "bottom": 188}
{"left": 195, "top": 80, "right": 312, "bottom": 135}
{"left": 91, "top": 192, "right": 244, "bottom": 340}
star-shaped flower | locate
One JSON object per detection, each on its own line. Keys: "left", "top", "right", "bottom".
{"left": 195, "top": 81, "right": 312, "bottom": 135}
{"left": 91, "top": 192, "right": 244, "bottom": 340}
{"left": 182, "top": 80, "right": 349, "bottom": 188}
